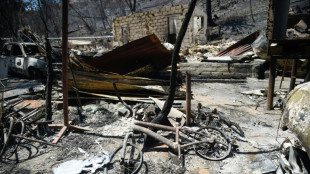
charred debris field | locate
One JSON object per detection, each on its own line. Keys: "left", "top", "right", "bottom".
{"left": 1, "top": 0, "right": 310, "bottom": 174}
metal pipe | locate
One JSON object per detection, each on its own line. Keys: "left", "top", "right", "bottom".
{"left": 279, "top": 59, "right": 288, "bottom": 89}
{"left": 133, "top": 125, "right": 177, "bottom": 150}
{"left": 0, "top": 81, "right": 4, "bottom": 121}
{"left": 5, "top": 104, "right": 30, "bottom": 118}
{"left": 186, "top": 72, "right": 191, "bottom": 125}
{"left": 122, "top": 132, "right": 133, "bottom": 160}
{"left": 10, "top": 100, "right": 23, "bottom": 107}
{"left": 289, "top": 59, "right": 297, "bottom": 92}
{"left": 134, "top": 121, "right": 176, "bottom": 132}
{"left": 19, "top": 108, "right": 39, "bottom": 120}
{"left": 267, "top": 57, "right": 277, "bottom": 110}
{"left": 180, "top": 140, "right": 213, "bottom": 149}
{"left": 21, "top": 109, "right": 40, "bottom": 121}
{"left": 62, "top": 0, "right": 69, "bottom": 126}
{"left": 175, "top": 124, "right": 180, "bottom": 144}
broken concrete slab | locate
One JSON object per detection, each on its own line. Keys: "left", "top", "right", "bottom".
{"left": 241, "top": 89, "right": 267, "bottom": 96}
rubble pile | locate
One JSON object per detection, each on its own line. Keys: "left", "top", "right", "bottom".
{"left": 287, "top": 19, "right": 310, "bottom": 39}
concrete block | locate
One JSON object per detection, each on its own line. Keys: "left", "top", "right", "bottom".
{"left": 211, "top": 72, "right": 223, "bottom": 76}
{"left": 182, "top": 4, "right": 189, "bottom": 8}
{"left": 200, "top": 71, "right": 213, "bottom": 75}
{"left": 52, "top": 101, "right": 63, "bottom": 110}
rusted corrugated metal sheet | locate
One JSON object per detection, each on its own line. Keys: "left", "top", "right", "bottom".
{"left": 87, "top": 34, "right": 172, "bottom": 75}
{"left": 68, "top": 71, "right": 185, "bottom": 98}
{"left": 216, "top": 31, "right": 260, "bottom": 57}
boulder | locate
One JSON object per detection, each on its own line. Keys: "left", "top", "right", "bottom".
{"left": 282, "top": 82, "right": 310, "bottom": 158}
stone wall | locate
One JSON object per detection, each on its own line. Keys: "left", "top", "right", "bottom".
{"left": 112, "top": 4, "right": 208, "bottom": 48}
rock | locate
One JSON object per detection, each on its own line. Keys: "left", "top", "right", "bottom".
{"left": 188, "top": 168, "right": 210, "bottom": 174}
{"left": 282, "top": 82, "right": 310, "bottom": 158}
{"left": 295, "top": 20, "right": 308, "bottom": 33}
{"left": 117, "top": 107, "right": 129, "bottom": 117}
{"left": 109, "top": 103, "right": 116, "bottom": 111}
{"left": 163, "top": 42, "right": 174, "bottom": 51}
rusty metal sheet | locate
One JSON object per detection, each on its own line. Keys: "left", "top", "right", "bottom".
{"left": 70, "top": 71, "right": 169, "bottom": 86}
{"left": 68, "top": 71, "right": 186, "bottom": 98}
{"left": 216, "top": 30, "right": 260, "bottom": 57}
{"left": 87, "top": 34, "right": 172, "bottom": 75}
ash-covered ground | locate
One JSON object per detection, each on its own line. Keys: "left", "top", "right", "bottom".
{"left": 0, "top": 76, "right": 300, "bottom": 174}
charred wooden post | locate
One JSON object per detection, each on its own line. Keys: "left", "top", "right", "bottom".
{"left": 266, "top": 0, "right": 290, "bottom": 110}
{"left": 289, "top": 59, "right": 297, "bottom": 92}
{"left": 206, "top": 0, "right": 215, "bottom": 26}
{"left": 62, "top": 0, "right": 69, "bottom": 127}
{"left": 45, "top": 38, "right": 53, "bottom": 121}
{"left": 186, "top": 72, "right": 191, "bottom": 125}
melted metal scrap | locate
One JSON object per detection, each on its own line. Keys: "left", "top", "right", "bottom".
{"left": 194, "top": 103, "right": 245, "bottom": 142}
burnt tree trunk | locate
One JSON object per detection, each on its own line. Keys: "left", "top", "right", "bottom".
{"left": 151, "top": 0, "right": 198, "bottom": 125}
{"left": 45, "top": 37, "right": 53, "bottom": 121}
{"left": 36, "top": 0, "right": 54, "bottom": 135}
{"left": 37, "top": 0, "right": 53, "bottom": 121}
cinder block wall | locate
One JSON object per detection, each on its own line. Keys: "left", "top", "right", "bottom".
{"left": 112, "top": 4, "right": 195, "bottom": 48}
{"left": 180, "top": 61, "right": 267, "bottom": 79}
